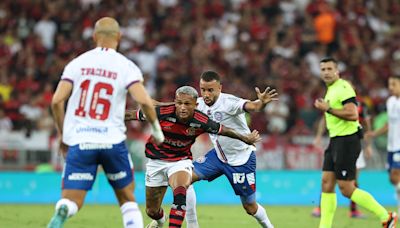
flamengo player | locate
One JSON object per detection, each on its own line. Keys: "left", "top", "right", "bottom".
{"left": 185, "top": 71, "right": 278, "bottom": 228}
{"left": 47, "top": 17, "right": 164, "bottom": 228}
{"left": 125, "top": 86, "right": 261, "bottom": 228}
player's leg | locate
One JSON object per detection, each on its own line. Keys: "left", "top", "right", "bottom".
{"left": 167, "top": 159, "right": 193, "bottom": 228}
{"left": 223, "top": 152, "right": 273, "bottom": 227}
{"left": 101, "top": 141, "right": 143, "bottom": 228}
{"left": 47, "top": 145, "right": 98, "bottom": 228}
{"left": 319, "top": 141, "right": 337, "bottom": 228}
{"left": 335, "top": 134, "right": 395, "bottom": 226}
{"left": 387, "top": 151, "right": 400, "bottom": 215}
{"left": 186, "top": 149, "right": 224, "bottom": 228}
{"left": 145, "top": 159, "right": 170, "bottom": 227}
{"left": 350, "top": 150, "right": 367, "bottom": 218}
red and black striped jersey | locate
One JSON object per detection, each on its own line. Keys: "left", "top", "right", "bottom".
{"left": 357, "top": 100, "right": 369, "bottom": 124}
{"left": 140, "top": 104, "right": 222, "bottom": 161}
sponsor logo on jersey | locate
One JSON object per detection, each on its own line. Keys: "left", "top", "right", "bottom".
{"left": 79, "top": 143, "right": 113, "bottom": 150}
{"left": 189, "top": 122, "right": 201, "bottom": 128}
{"left": 166, "top": 117, "right": 177, "bottom": 123}
{"left": 106, "top": 171, "right": 127, "bottom": 180}
{"left": 232, "top": 173, "right": 245, "bottom": 184}
{"left": 164, "top": 138, "right": 192, "bottom": 147}
{"left": 68, "top": 173, "right": 94, "bottom": 181}
{"left": 76, "top": 126, "right": 108, "bottom": 134}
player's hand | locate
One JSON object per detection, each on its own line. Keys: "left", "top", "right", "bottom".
{"left": 313, "top": 136, "right": 323, "bottom": 149}
{"left": 255, "top": 87, "right": 279, "bottom": 105}
{"left": 244, "top": 130, "right": 261, "bottom": 145}
{"left": 314, "top": 98, "right": 329, "bottom": 112}
{"left": 151, "top": 121, "right": 165, "bottom": 145}
{"left": 58, "top": 138, "right": 68, "bottom": 159}
{"left": 364, "top": 145, "right": 373, "bottom": 159}
{"left": 364, "top": 131, "right": 375, "bottom": 140}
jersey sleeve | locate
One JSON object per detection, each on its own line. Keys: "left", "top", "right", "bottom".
{"left": 225, "top": 95, "right": 247, "bottom": 115}
{"left": 203, "top": 117, "right": 222, "bottom": 134}
{"left": 125, "top": 60, "right": 144, "bottom": 89}
{"left": 60, "top": 61, "right": 78, "bottom": 84}
{"left": 339, "top": 81, "right": 356, "bottom": 103}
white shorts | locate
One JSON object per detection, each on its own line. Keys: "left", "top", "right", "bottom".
{"left": 356, "top": 150, "right": 366, "bottom": 169}
{"left": 145, "top": 159, "right": 193, "bottom": 187}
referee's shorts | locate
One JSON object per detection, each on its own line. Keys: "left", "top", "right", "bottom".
{"left": 322, "top": 131, "right": 361, "bottom": 180}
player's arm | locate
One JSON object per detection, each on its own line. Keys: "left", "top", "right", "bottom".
{"left": 152, "top": 99, "right": 174, "bottom": 106}
{"left": 313, "top": 116, "right": 326, "bottom": 148}
{"left": 128, "top": 82, "right": 164, "bottom": 143}
{"left": 243, "top": 87, "right": 279, "bottom": 112}
{"left": 219, "top": 126, "right": 261, "bottom": 145}
{"left": 367, "top": 123, "right": 388, "bottom": 138}
{"left": 51, "top": 80, "right": 73, "bottom": 157}
{"left": 314, "top": 98, "right": 358, "bottom": 121}
{"left": 51, "top": 81, "right": 72, "bottom": 136}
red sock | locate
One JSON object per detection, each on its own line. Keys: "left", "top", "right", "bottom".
{"left": 169, "top": 186, "right": 187, "bottom": 228}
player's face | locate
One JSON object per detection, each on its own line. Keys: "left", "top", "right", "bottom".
{"left": 175, "top": 93, "right": 197, "bottom": 121}
{"left": 200, "top": 79, "right": 222, "bottom": 106}
{"left": 388, "top": 77, "right": 400, "bottom": 97}
{"left": 320, "top": 61, "right": 340, "bottom": 85}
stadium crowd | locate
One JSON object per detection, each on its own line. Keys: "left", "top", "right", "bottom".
{"left": 0, "top": 0, "right": 399, "bottom": 143}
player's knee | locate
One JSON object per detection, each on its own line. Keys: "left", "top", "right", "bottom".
{"left": 242, "top": 203, "right": 257, "bottom": 215}
{"left": 338, "top": 183, "right": 354, "bottom": 198}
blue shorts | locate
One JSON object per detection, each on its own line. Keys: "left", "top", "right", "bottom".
{"left": 193, "top": 149, "right": 256, "bottom": 197}
{"left": 62, "top": 141, "right": 134, "bottom": 190}
{"left": 387, "top": 151, "right": 400, "bottom": 171}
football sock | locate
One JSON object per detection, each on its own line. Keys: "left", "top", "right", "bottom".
{"left": 350, "top": 181, "right": 358, "bottom": 212}
{"left": 350, "top": 188, "right": 388, "bottom": 222}
{"left": 319, "top": 192, "right": 336, "bottom": 228}
{"left": 120, "top": 202, "right": 143, "bottom": 228}
{"left": 252, "top": 203, "right": 274, "bottom": 228}
{"left": 185, "top": 185, "right": 199, "bottom": 228}
{"left": 55, "top": 198, "right": 78, "bottom": 217}
{"left": 169, "top": 186, "right": 187, "bottom": 228}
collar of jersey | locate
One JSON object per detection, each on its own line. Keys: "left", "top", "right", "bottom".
{"left": 95, "top": 47, "right": 116, "bottom": 53}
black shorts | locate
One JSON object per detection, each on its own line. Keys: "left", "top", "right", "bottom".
{"left": 322, "top": 132, "right": 361, "bottom": 180}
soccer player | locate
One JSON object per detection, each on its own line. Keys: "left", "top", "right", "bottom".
{"left": 184, "top": 70, "right": 277, "bottom": 228}
{"left": 125, "top": 85, "right": 261, "bottom": 228}
{"left": 47, "top": 17, "right": 164, "bottom": 228}
{"left": 314, "top": 57, "right": 396, "bottom": 228}
{"left": 366, "top": 75, "right": 400, "bottom": 215}
{"left": 312, "top": 99, "right": 373, "bottom": 218}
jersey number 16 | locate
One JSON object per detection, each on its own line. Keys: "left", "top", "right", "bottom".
{"left": 74, "top": 79, "right": 113, "bottom": 120}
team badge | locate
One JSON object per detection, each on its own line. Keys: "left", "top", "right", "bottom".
{"left": 186, "top": 127, "right": 196, "bottom": 136}
{"left": 214, "top": 112, "right": 223, "bottom": 121}
{"left": 196, "top": 156, "right": 206, "bottom": 163}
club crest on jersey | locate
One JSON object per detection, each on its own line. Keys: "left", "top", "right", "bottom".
{"left": 186, "top": 127, "right": 196, "bottom": 136}
{"left": 214, "top": 112, "right": 223, "bottom": 121}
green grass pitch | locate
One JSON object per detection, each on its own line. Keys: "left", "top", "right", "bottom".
{"left": 0, "top": 204, "right": 393, "bottom": 227}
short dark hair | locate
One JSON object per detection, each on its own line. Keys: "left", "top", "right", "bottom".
{"left": 200, "top": 70, "right": 221, "bottom": 82}
{"left": 390, "top": 75, "right": 400, "bottom": 80}
{"left": 320, "top": 57, "right": 338, "bottom": 65}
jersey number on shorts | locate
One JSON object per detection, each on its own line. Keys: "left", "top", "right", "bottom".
{"left": 74, "top": 79, "right": 113, "bottom": 120}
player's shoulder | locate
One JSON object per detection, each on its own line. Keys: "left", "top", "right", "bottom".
{"left": 158, "top": 104, "right": 176, "bottom": 116}
{"left": 193, "top": 109, "right": 209, "bottom": 124}
{"left": 220, "top": 93, "right": 244, "bottom": 104}
{"left": 387, "top": 96, "right": 398, "bottom": 104}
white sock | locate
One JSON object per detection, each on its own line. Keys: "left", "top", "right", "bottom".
{"left": 55, "top": 198, "right": 78, "bottom": 217}
{"left": 253, "top": 203, "right": 274, "bottom": 228}
{"left": 120, "top": 202, "right": 143, "bottom": 228}
{"left": 186, "top": 185, "right": 199, "bottom": 228}
{"left": 156, "top": 212, "right": 166, "bottom": 226}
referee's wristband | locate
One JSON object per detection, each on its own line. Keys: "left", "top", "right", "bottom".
{"left": 326, "top": 107, "right": 332, "bottom": 114}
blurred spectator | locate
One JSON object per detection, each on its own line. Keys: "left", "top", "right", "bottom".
{"left": 0, "top": 108, "right": 12, "bottom": 131}
{"left": 265, "top": 96, "right": 290, "bottom": 134}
